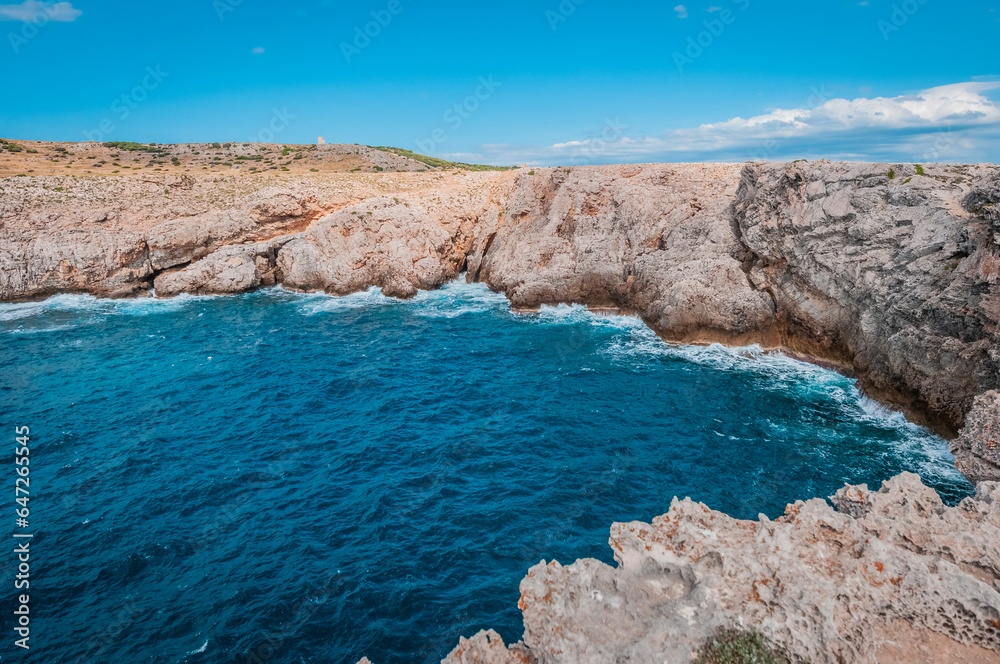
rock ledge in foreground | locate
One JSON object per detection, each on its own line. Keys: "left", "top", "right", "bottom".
{"left": 431, "top": 473, "right": 1000, "bottom": 664}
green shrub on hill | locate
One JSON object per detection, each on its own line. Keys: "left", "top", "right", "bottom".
{"left": 103, "top": 141, "right": 163, "bottom": 153}
{"left": 370, "top": 146, "right": 516, "bottom": 171}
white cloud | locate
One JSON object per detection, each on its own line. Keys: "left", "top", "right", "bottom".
{"left": 252, "top": 46, "right": 265, "bottom": 55}
{"left": 674, "top": 4, "right": 688, "bottom": 19}
{"left": 707, "top": 6, "right": 723, "bottom": 12}
{"left": 465, "top": 81, "right": 1000, "bottom": 165}
{"left": 675, "top": 81, "right": 1000, "bottom": 145}
{"left": 0, "top": 0, "right": 80, "bottom": 22}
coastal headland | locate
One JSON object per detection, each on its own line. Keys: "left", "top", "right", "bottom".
{"left": 2, "top": 140, "right": 999, "bottom": 662}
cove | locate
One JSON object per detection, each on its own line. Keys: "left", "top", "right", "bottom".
{"left": 0, "top": 280, "right": 971, "bottom": 664}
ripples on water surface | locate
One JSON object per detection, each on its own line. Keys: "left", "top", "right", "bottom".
{"left": 0, "top": 281, "right": 972, "bottom": 663}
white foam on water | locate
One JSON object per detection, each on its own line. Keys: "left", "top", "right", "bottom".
{"left": 187, "top": 640, "right": 208, "bottom": 655}
{"left": 7, "top": 324, "right": 76, "bottom": 335}
{"left": 0, "top": 292, "right": 226, "bottom": 323}
{"left": 579, "top": 303, "right": 967, "bottom": 486}
{"left": 0, "top": 279, "right": 968, "bottom": 487}
{"left": 0, "top": 300, "right": 57, "bottom": 322}
{"left": 295, "top": 286, "right": 397, "bottom": 315}
{"left": 853, "top": 394, "right": 963, "bottom": 482}
{"left": 530, "top": 302, "right": 650, "bottom": 332}
{"left": 289, "top": 278, "right": 509, "bottom": 319}
{"left": 0, "top": 293, "right": 118, "bottom": 321}
{"left": 410, "top": 279, "right": 509, "bottom": 319}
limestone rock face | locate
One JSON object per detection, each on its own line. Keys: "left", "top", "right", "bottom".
{"left": 153, "top": 242, "right": 284, "bottom": 297}
{"left": 734, "top": 162, "right": 1000, "bottom": 435}
{"left": 276, "top": 197, "right": 467, "bottom": 298}
{"left": 519, "top": 558, "right": 721, "bottom": 663}
{"left": 514, "top": 473, "right": 1000, "bottom": 664}
{"left": 468, "top": 165, "right": 776, "bottom": 343}
{"left": 150, "top": 197, "right": 472, "bottom": 299}
{"left": 952, "top": 391, "right": 1000, "bottom": 484}
{"left": 3, "top": 163, "right": 1000, "bottom": 461}
{"left": 2, "top": 226, "right": 151, "bottom": 299}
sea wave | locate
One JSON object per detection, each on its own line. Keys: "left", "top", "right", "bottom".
{"left": 0, "top": 292, "right": 224, "bottom": 321}
{"left": 295, "top": 286, "right": 398, "bottom": 315}
{"left": 410, "top": 280, "right": 509, "bottom": 319}
{"left": 0, "top": 279, "right": 966, "bottom": 489}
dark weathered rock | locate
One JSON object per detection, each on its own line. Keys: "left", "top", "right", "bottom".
{"left": 733, "top": 162, "right": 1000, "bottom": 436}
{"left": 952, "top": 390, "right": 1000, "bottom": 484}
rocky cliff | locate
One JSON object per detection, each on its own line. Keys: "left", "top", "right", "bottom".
{"left": 4, "top": 157, "right": 1000, "bottom": 662}
{"left": 437, "top": 473, "right": 1000, "bottom": 664}
{"left": 464, "top": 162, "right": 1000, "bottom": 442}
{"left": 8, "top": 160, "right": 995, "bottom": 442}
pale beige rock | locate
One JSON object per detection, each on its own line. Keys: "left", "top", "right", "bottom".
{"left": 276, "top": 197, "right": 466, "bottom": 298}
{"left": 514, "top": 473, "right": 1000, "bottom": 664}
{"left": 874, "top": 622, "right": 1000, "bottom": 664}
{"left": 442, "top": 630, "right": 534, "bottom": 664}
{"left": 153, "top": 242, "right": 282, "bottom": 297}
{"left": 469, "top": 165, "right": 776, "bottom": 344}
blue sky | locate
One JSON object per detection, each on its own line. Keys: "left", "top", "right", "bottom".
{"left": 1, "top": 0, "right": 998, "bottom": 165}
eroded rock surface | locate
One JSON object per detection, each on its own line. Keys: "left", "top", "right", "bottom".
{"left": 274, "top": 196, "right": 471, "bottom": 299}
{"left": 3, "top": 162, "right": 1000, "bottom": 450}
{"left": 6, "top": 162, "right": 1000, "bottom": 662}
{"left": 953, "top": 390, "right": 1000, "bottom": 484}
{"left": 0, "top": 170, "right": 502, "bottom": 301}
{"left": 468, "top": 164, "right": 775, "bottom": 345}
{"left": 469, "top": 474, "right": 1000, "bottom": 664}
{"left": 735, "top": 162, "right": 1000, "bottom": 435}
{"left": 442, "top": 630, "right": 534, "bottom": 664}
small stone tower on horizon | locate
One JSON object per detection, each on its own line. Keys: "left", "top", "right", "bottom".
{"left": 318, "top": 136, "right": 325, "bottom": 145}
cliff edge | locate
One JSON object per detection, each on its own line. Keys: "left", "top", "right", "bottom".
{"left": 4, "top": 156, "right": 1000, "bottom": 662}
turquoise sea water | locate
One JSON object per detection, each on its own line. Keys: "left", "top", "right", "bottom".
{"left": 0, "top": 280, "right": 972, "bottom": 664}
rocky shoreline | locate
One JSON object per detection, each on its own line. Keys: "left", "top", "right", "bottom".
{"left": 3, "top": 154, "right": 1000, "bottom": 662}
{"left": 434, "top": 472, "right": 1000, "bottom": 664}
